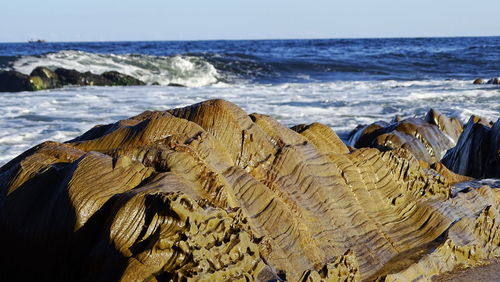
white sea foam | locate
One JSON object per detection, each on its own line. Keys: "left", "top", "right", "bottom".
{"left": 0, "top": 80, "right": 499, "bottom": 166}
{"left": 11, "top": 50, "right": 220, "bottom": 87}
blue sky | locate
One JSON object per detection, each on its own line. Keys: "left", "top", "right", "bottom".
{"left": 2, "top": 0, "right": 499, "bottom": 42}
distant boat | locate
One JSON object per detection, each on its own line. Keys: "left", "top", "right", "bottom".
{"left": 28, "top": 39, "right": 46, "bottom": 43}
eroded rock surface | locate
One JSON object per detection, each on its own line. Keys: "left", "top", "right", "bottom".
{"left": 348, "top": 109, "right": 463, "bottom": 163}
{"left": 442, "top": 116, "right": 500, "bottom": 179}
{"left": 0, "top": 99, "right": 498, "bottom": 281}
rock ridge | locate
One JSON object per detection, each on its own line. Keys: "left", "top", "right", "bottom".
{"left": 0, "top": 99, "right": 498, "bottom": 281}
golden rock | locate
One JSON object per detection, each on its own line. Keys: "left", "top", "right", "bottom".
{"left": 0, "top": 99, "right": 498, "bottom": 281}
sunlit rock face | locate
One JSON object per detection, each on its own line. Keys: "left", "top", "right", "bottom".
{"left": 347, "top": 108, "right": 499, "bottom": 182}
{"left": 0, "top": 99, "right": 498, "bottom": 281}
{"left": 348, "top": 109, "right": 463, "bottom": 164}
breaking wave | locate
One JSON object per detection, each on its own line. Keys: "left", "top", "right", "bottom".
{"left": 10, "top": 50, "right": 221, "bottom": 87}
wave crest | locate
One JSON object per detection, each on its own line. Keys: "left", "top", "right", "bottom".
{"left": 11, "top": 50, "right": 221, "bottom": 87}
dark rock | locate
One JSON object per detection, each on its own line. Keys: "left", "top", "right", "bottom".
{"left": 29, "top": 66, "right": 61, "bottom": 90}
{"left": 390, "top": 115, "right": 402, "bottom": 123}
{"left": 1, "top": 67, "right": 145, "bottom": 92}
{"left": 473, "top": 78, "right": 484, "bottom": 84}
{"left": 55, "top": 68, "right": 111, "bottom": 86}
{"left": 30, "top": 66, "right": 58, "bottom": 81}
{"left": 102, "top": 71, "right": 145, "bottom": 86}
{"left": 167, "top": 82, "right": 186, "bottom": 87}
{"left": 0, "top": 71, "right": 31, "bottom": 92}
{"left": 0, "top": 69, "right": 61, "bottom": 92}
{"left": 55, "top": 68, "right": 145, "bottom": 87}
{"left": 442, "top": 117, "right": 500, "bottom": 178}
{"left": 471, "top": 115, "right": 494, "bottom": 127}
{"left": 487, "top": 78, "right": 500, "bottom": 84}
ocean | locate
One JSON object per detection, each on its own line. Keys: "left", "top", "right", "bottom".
{"left": 0, "top": 37, "right": 499, "bottom": 165}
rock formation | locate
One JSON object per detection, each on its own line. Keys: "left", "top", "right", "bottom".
{"left": 0, "top": 67, "right": 145, "bottom": 92}
{"left": 473, "top": 78, "right": 485, "bottom": 84}
{"left": 442, "top": 116, "right": 500, "bottom": 179}
{"left": 54, "top": 68, "right": 144, "bottom": 87}
{"left": 30, "top": 66, "right": 62, "bottom": 90}
{"left": 472, "top": 77, "right": 500, "bottom": 84}
{"left": 348, "top": 109, "right": 463, "bottom": 163}
{"left": 348, "top": 109, "right": 500, "bottom": 181}
{"left": 487, "top": 77, "right": 500, "bottom": 85}
{"left": 0, "top": 70, "right": 36, "bottom": 92}
{"left": 0, "top": 100, "right": 498, "bottom": 281}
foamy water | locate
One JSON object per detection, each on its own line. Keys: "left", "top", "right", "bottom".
{"left": 1, "top": 80, "right": 498, "bottom": 166}
{"left": 12, "top": 50, "right": 220, "bottom": 87}
{"left": 1, "top": 38, "right": 500, "bottom": 165}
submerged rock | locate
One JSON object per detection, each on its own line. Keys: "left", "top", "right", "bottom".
{"left": 0, "top": 68, "right": 145, "bottom": 92}
{"left": 487, "top": 77, "right": 500, "bottom": 84}
{"left": 0, "top": 100, "right": 498, "bottom": 281}
{"left": 442, "top": 116, "right": 500, "bottom": 179}
{"left": 29, "top": 66, "right": 61, "bottom": 90}
{"left": 473, "top": 78, "right": 485, "bottom": 84}
{"left": 167, "top": 82, "right": 187, "bottom": 87}
{"left": 0, "top": 71, "right": 32, "bottom": 92}
{"left": 55, "top": 68, "right": 145, "bottom": 87}
{"left": 101, "top": 71, "right": 145, "bottom": 86}
{"left": 54, "top": 68, "right": 112, "bottom": 86}
{"left": 0, "top": 67, "right": 62, "bottom": 92}
{"left": 474, "top": 78, "right": 500, "bottom": 85}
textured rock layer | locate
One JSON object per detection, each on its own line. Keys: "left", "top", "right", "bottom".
{"left": 348, "top": 109, "right": 463, "bottom": 163}
{"left": 0, "top": 99, "right": 498, "bottom": 281}
{"left": 442, "top": 116, "right": 500, "bottom": 179}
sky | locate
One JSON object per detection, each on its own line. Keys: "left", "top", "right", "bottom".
{"left": 2, "top": 0, "right": 499, "bottom": 42}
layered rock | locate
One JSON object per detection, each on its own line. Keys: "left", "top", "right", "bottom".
{"left": 0, "top": 142, "right": 272, "bottom": 281}
{"left": 348, "top": 109, "right": 500, "bottom": 180}
{"left": 385, "top": 191, "right": 500, "bottom": 281}
{"left": 348, "top": 109, "right": 463, "bottom": 163}
{"left": 0, "top": 67, "right": 145, "bottom": 92}
{"left": 0, "top": 99, "right": 498, "bottom": 281}
{"left": 442, "top": 116, "right": 500, "bottom": 179}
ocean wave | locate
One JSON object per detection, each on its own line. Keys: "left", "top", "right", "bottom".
{"left": 2, "top": 37, "right": 500, "bottom": 87}
{"left": 10, "top": 50, "right": 221, "bottom": 87}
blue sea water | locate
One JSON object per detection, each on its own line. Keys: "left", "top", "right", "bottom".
{"left": 0, "top": 37, "right": 499, "bottom": 164}
{"left": 1, "top": 37, "right": 500, "bottom": 84}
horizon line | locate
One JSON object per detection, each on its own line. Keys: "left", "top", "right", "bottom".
{"left": 1, "top": 34, "right": 499, "bottom": 44}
